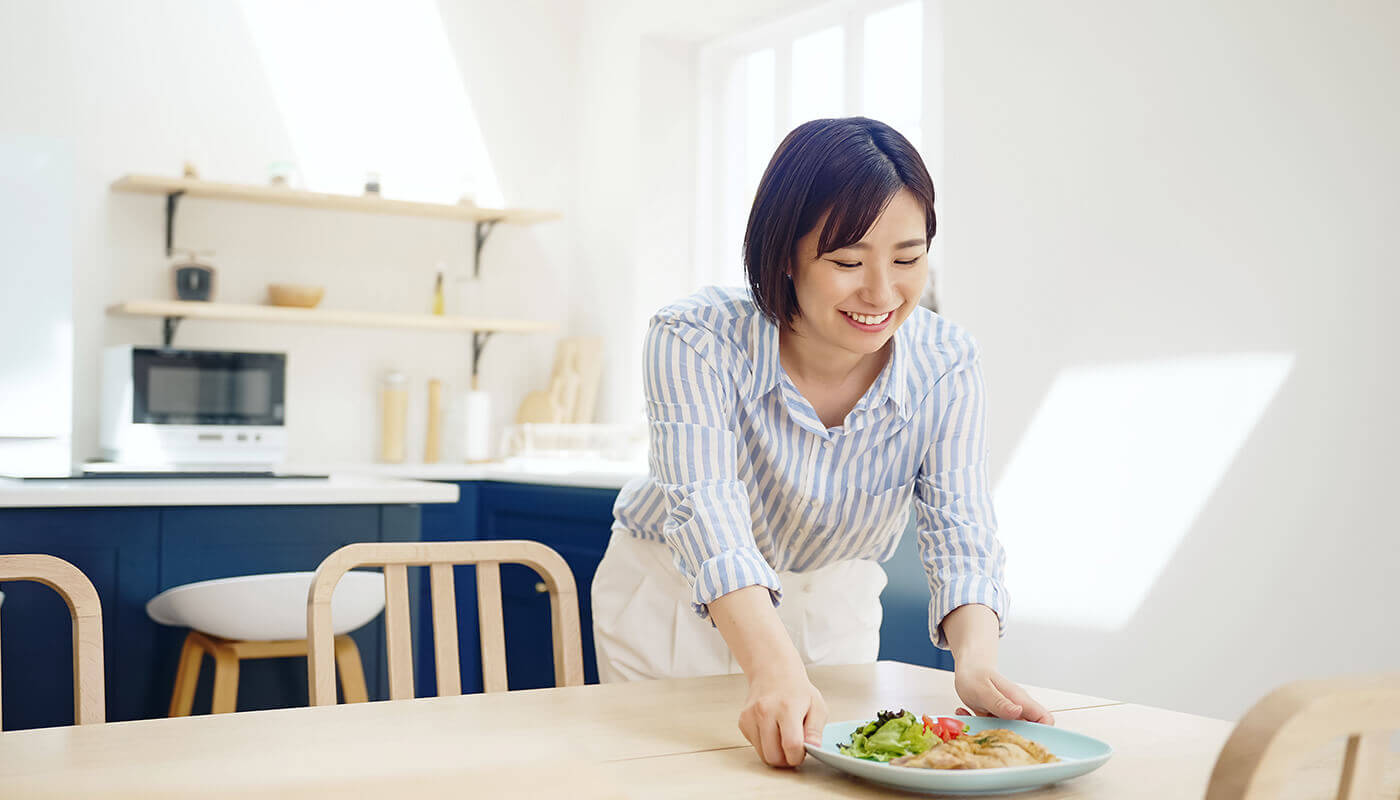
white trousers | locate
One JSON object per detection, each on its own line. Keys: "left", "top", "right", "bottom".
{"left": 591, "top": 532, "right": 887, "bottom": 683}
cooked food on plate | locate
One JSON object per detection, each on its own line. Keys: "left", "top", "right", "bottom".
{"left": 838, "top": 709, "right": 1058, "bottom": 770}
{"left": 892, "top": 728, "right": 1060, "bottom": 769}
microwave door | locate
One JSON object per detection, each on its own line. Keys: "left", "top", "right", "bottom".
{"left": 132, "top": 349, "right": 285, "bottom": 426}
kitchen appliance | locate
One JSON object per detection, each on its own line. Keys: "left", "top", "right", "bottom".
{"left": 100, "top": 346, "right": 287, "bottom": 466}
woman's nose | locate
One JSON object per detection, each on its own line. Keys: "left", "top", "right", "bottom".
{"left": 861, "top": 265, "right": 896, "bottom": 306}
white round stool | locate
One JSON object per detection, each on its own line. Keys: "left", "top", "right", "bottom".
{"left": 147, "top": 571, "right": 385, "bottom": 715}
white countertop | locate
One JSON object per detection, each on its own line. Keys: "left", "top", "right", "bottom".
{"left": 0, "top": 474, "right": 459, "bottom": 509}
{"left": 284, "top": 459, "right": 647, "bottom": 491}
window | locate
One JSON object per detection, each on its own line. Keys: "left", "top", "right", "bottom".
{"left": 697, "top": 0, "right": 937, "bottom": 291}
{"left": 238, "top": 0, "right": 502, "bottom": 207}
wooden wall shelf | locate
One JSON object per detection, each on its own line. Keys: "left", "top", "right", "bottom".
{"left": 109, "top": 300, "right": 554, "bottom": 335}
{"left": 109, "top": 174, "right": 561, "bottom": 276}
{"left": 108, "top": 300, "right": 555, "bottom": 382}
{"left": 110, "top": 175, "right": 559, "bottom": 225}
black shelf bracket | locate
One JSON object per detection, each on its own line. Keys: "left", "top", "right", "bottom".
{"left": 162, "top": 316, "right": 183, "bottom": 348}
{"left": 473, "top": 220, "right": 499, "bottom": 279}
{"left": 165, "top": 190, "right": 185, "bottom": 257}
{"left": 471, "top": 331, "right": 494, "bottom": 389}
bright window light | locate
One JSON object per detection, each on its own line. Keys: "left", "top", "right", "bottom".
{"left": 994, "top": 353, "right": 1295, "bottom": 631}
{"left": 238, "top": 0, "right": 502, "bottom": 207}
{"left": 743, "top": 47, "right": 777, "bottom": 201}
{"left": 862, "top": 0, "right": 922, "bottom": 144}
{"left": 790, "top": 26, "right": 844, "bottom": 128}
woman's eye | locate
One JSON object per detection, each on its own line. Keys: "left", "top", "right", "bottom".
{"left": 895, "top": 258, "right": 920, "bottom": 266}
{"left": 828, "top": 260, "right": 861, "bottom": 268}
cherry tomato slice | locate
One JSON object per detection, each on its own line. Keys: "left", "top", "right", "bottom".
{"left": 936, "top": 717, "right": 969, "bottom": 740}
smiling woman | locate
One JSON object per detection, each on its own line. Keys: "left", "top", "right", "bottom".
{"left": 592, "top": 117, "right": 1054, "bottom": 771}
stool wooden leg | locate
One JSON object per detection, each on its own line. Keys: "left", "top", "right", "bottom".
{"left": 209, "top": 644, "right": 240, "bottom": 714}
{"left": 334, "top": 635, "right": 369, "bottom": 704}
{"left": 168, "top": 632, "right": 205, "bottom": 717}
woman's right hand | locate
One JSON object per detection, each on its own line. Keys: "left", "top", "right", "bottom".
{"left": 737, "top": 661, "right": 828, "bottom": 767}
{"left": 708, "top": 585, "right": 825, "bottom": 767}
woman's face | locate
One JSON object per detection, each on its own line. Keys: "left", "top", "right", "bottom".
{"left": 789, "top": 188, "right": 930, "bottom": 357}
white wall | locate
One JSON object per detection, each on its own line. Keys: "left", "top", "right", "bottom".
{"left": 940, "top": 0, "right": 1400, "bottom": 720}
{"left": 0, "top": 0, "right": 580, "bottom": 466}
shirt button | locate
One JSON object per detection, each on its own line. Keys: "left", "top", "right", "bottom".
{"left": 823, "top": 440, "right": 833, "bottom": 449}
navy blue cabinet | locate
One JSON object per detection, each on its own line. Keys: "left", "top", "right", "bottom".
{"left": 0, "top": 508, "right": 159, "bottom": 729}
{"left": 153, "top": 505, "right": 421, "bottom": 717}
{"left": 878, "top": 513, "right": 956, "bottom": 672}
{"left": 419, "top": 481, "right": 616, "bottom": 693}
{"left": 477, "top": 481, "right": 615, "bottom": 690}
{"left": 0, "top": 503, "right": 421, "bottom": 730}
{"left": 1, "top": 481, "right": 951, "bottom": 732}
{"left": 419, "top": 481, "right": 951, "bottom": 694}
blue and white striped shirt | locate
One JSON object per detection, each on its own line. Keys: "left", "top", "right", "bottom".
{"left": 612, "top": 286, "right": 1008, "bottom": 649}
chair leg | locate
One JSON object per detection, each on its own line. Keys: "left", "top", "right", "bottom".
{"left": 209, "top": 644, "right": 241, "bottom": 714}
{"left": 168, "top": 632, "right": 205, "bottom": 717}
{"left": 334, "top": 635, "right": 369, "bottom": 704}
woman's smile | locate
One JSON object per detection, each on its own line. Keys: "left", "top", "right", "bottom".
{"left": 840, "top": 307, "right": 897, "bottom": 331}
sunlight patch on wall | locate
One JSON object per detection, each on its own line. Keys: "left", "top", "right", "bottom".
{"left": 238, "top": 0, "right": 503, "bottom": 207}
{"left": 995, "top": 353, "right": 1294, "bottom": 630}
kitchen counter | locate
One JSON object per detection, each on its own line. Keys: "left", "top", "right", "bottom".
{"left": 0, "top": 474, "right": 458, "bottom": 508}
{"left": 285, "top": 459, "right": 647, "bottom": 490}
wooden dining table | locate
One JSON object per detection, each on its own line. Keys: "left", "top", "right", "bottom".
{"left": 0, "top": 661, "right": 1395, "bottom": 798}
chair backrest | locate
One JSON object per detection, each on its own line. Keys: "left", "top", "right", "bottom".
{"left": 1205, "top": 671, "right": 1400, "bottom": 800}
{"left": 306, "top": 541, "right": 584, "bottom": 706}
{"left": 0, "top": 554, "right": 105, "bottom": 729}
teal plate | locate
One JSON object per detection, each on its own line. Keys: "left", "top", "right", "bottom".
{"left": 805, "top": 718, "right": 1113, "bottom": 796}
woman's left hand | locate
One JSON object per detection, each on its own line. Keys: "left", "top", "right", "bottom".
{"left": 952, "top": 663, "right": 1056, "bottom": 725}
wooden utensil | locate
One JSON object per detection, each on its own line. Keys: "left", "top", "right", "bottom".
{"left": 551, "top": 341, "right": 582, "bottom": 422}
{"left": 424, "top": 379, "right": 443, "bottom": 463}
{"left": 544, "top": 337, "right": 603, "bottom": 423}
{"left": 547, "top": 372, "right": 578, "bottom": 423}
{"left": 567, "top": 337, "right": 603, "bottom": 424}
{"left": 515, "top": 390, "right": 560, "bottom": 425}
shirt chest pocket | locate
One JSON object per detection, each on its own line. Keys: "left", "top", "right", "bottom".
{"left": 831, "top": 481, "right": 914, "bottom": 543}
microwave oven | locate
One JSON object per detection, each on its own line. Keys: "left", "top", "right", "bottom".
{"left": 100, "top": 346, "right": 287, "bottom": 465}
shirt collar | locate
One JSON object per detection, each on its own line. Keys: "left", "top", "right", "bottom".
{"left": 851, "top": 322, "right": 913, "bottom": 423}
{"left": 747, "top": 312, "right": 783, "bottom": 401}
{"left": 748, "top": 310, "right": 915, "bottom": 422}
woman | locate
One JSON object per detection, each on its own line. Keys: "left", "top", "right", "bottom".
{"left": 592, "top": 117, "right": 1052, "bottom": 768}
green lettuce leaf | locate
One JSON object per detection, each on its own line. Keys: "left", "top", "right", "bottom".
{"left": 837, "top": 710, "right": 940, "bottom": 762}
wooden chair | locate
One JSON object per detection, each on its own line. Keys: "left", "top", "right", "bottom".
{"left": 0, "top": 554, "right": 105, "bottom": 728}
{"left": 306, "top": 541, "right": 584, "bottom": 706}
{"left": 1205, "top": 671, "right": 1400, "bottom": 800}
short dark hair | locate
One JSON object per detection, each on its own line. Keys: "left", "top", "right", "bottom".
{"left": 743, "top": 117, "right": 937, "bottom": 329}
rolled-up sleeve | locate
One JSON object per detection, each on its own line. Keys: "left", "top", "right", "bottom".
{"left": 913, "top": 348, "right": 1010, "bottom": 650}
{"left": 643, "top": 317, "right": 782, "bottom": 619}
